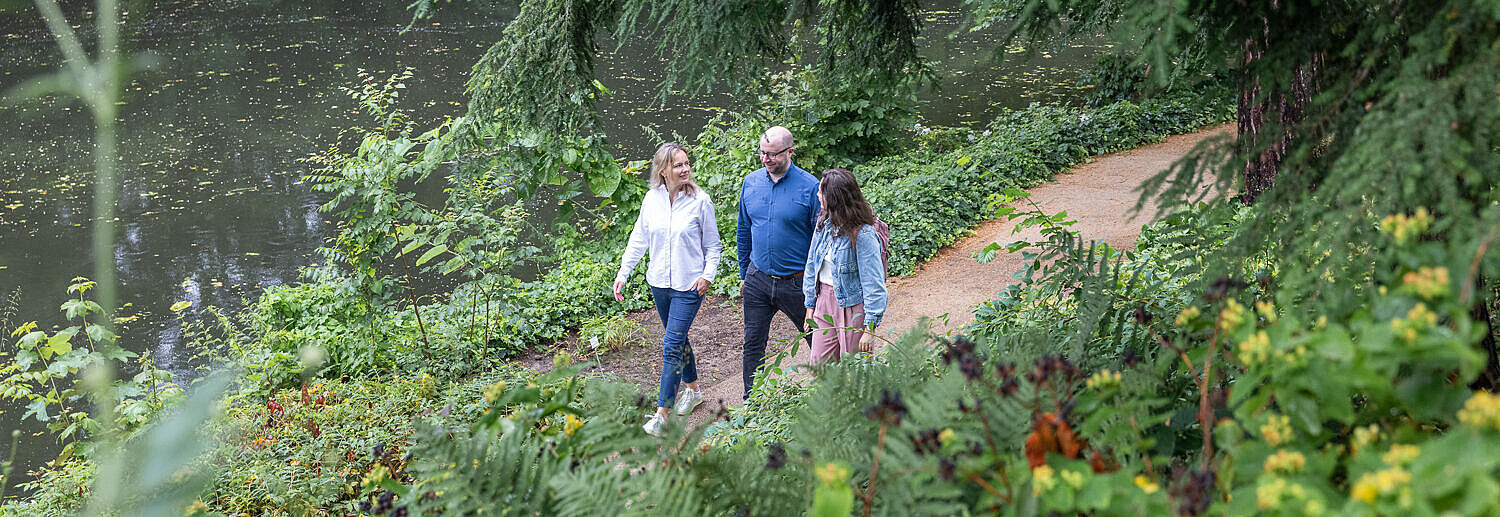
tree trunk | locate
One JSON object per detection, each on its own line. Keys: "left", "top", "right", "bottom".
{"left": 1236, "top": 19, "right": 1321, "bottom": 204}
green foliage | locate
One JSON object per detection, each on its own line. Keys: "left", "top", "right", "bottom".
{"left": 577, "top": 314, "right": 647, "bottom": 359}
{"left": 393, "top": 366, "right": 810, "bottom": 516}
{"left": 614, "top": 0, "right": 788, "bottom": 99}
{"left": 303, "top": 68, "right": 452, "bottom": 312}
{"left": 764, "top": 66, "right": 922, "bottom": 168}
{"left": 0, "top": 278, "right": 181, "bottom": 462}
{"left": 197, "top": 370, "right": 515, "bottom": 515}
{"left": 245, "top": 282, "right": 393, "bottom": 388}
{"left": 461, "top": 0, "right": 626, "bottom": 204}
{"left": 1077, "top": 53, "right": 1147, "bottom": 107}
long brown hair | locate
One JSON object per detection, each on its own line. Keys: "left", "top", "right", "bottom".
{"left": 648, "top": 142, "right": 697, "bottom": 197}
{"left": 816, "top": 168, "right": 876, "bottom": 237}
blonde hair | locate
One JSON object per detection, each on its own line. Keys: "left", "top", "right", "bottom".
{"left": 648, "top": 142, "right": 698, "bottom": 196}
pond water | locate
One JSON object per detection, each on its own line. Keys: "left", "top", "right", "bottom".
{"left": 0, "top": 0, "right": 1101, "bottom": 493}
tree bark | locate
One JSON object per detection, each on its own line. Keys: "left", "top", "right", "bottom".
{"left": 1236, "top": 18, "right": 1322, "bottom": 204}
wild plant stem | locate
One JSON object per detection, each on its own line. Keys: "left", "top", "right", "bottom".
{"left": 1199, "top": 314, "right": 1224, "bottom": 469}
{"left": 863, "top": 423, "right": 887, "bottom": 517}
{"left": 399, "top": 252, "right": 432, "bottom": 352}
{"left": 964, "top": 471, "right": 1004, "bottom": 500}
{"left": 974, "top": 412, "right": 1014, "bottom": 501}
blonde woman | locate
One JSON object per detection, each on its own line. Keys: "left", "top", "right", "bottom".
{"left": 614, "top": 142, "right": 722, "bottom": 436}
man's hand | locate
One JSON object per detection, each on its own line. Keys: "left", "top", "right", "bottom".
{"left": 692, "top": 278, "right": 711, "bottom": 296}
{"left": 613, "top": 281, "right": 625, "bottom": 302}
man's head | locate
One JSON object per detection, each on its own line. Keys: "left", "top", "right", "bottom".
{"left": 759, "top": 126, "right": 795, "bottom": 176}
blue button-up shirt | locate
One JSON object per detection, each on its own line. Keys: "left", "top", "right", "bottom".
{"left": 737, "top": 162, "right": 820, "bottom": 279}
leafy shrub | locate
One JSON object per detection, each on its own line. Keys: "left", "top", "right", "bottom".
{"left": 577, "top": 314, "right": 647, "bottom": 358}
{"left": 0, "top": 278, "right": 183, "bottom": 461}
{"left": 1078, "top": 53, "right": 1148, "bottom": 106}
{"left": 200, "top": 367, "right": 528, "bottom": 516}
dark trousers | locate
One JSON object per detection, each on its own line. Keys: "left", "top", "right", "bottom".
{"left": 651, "top": 286, "right": 702, "bottom": 409}
{"left": 741, "top": 264, "right": 809, "bottom": 399}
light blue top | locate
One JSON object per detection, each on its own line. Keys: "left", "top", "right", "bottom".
{"left": 802, "top": 223, "right": 888, "bottom": 328}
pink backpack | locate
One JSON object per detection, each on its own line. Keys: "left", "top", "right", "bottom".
{"left": 852, "top": 217, "right": 891, "bottom": 276}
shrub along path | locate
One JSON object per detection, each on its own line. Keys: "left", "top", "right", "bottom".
{"left": 523, "top": 123, "right": 1233, "bottom": 428}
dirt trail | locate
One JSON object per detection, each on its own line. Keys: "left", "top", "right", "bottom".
{"left": 523, "top": 124, "right": 1233, "bottom": 427}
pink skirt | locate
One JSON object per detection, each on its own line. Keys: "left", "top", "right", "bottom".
{"left": 811, "top": 282, "right": 865, "bottom": 365}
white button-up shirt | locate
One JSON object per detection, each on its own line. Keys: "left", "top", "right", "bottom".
{"left": 615, "top": 185, "right": 722, "bottom": 291}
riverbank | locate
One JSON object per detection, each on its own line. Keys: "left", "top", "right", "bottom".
{"left": 2, "top": 92, "right": 1236, "bottom": 514}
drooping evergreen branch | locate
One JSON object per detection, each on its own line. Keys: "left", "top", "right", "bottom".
{"left": 614, "top": 0, "right": 791, "bottom": 100}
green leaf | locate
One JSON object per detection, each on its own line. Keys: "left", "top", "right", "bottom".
{"left": 587, "top": 169, "right": 622, "bottom": 199}
{"left": 17, "top": 330, "right": 46, "bottom": 349}
{"left": 440, "top": 256, "right": 468, "bottom": 275}
{"left": 61, "top": 299, "right": 88, "bottom": 319}
{"left": 24, "top": 398, "right": 51, "bottom": 422}
{"left": 85, "top": 324, "right": 116, "bottom": 345}
{"left": 399, "top": 239, "right": 425, "bottom": 257}
{"left": 416, "top": 245, "right": 449, "bottom": 266}
{"left": 44, "top": 331, "right": 73, "bottom": 359}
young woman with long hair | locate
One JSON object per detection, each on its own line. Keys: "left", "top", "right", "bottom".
{"left": 613, "top": 142, "right": 721, "bottom": 436}
{"left": 801, "top": 168, "right": 888, "bottom": 364}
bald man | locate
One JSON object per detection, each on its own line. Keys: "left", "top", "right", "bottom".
{"left": 736, "top": 126, "right": 820, "bottom": 399}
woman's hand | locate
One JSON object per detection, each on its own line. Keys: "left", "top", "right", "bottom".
{"left": 692, "top": 278, "right": 711, "bottom": 296}
{"left": 613, "top": 281, "right": 625, "bottom": 302}
{"left": 858, "top": 330, "right": 875, "bottom": 352}
{"left": 806, "top": 307, "right": 815, "bottom": 327}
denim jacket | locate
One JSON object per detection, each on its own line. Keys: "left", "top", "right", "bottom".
{"left": 802, "top": 223, "right": 888, "bottom": 328}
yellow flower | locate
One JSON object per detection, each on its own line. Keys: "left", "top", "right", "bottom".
{"left": 938, "top": 428, "right": 956, "bottom": 447}
{"left": 1086, "top": 369, "right": 1123, "bottom": 389}
{"left": 1032, "top": 465, "right": 1057, "bottom": 496}
{"left": 1350, "top": 467, "right": 1412, "bottom": 503}
{"left": 1256, "top": 477, "right": 1287, "bottom": 510}
{"left": 1260, "top": 415, "right": 1292, "bottom": 447}
{"left": 1133, "top": 475, "right": 1160, "bottom": 494}
{"left": 1060, "top": 469, "right": 1085, "bottom": 489}
{"left": 1220, "top": 299, "right": 1247, "bottom": 332}
{"left": 1458, "top": 391, "right": 1500, "bottom": 430}
{"left": 1391, "top": 303, "right": 1438, "bottom": 344}
{"left": 483, "top": 381, "right": 507, "bottom": 403}
{"left": 1380, "top": 444, "right": 1420, "bottom": 466}
{"left": 1380, "top": 208, "right": 1432, "bottom": 244}
{"left": 1255, "top": 300, "right": 1277, "bottom": 323}
{"left": 1256, "top": 477, "right": 1309, "bottom": 510}
{"left": 1402, "top": 266, "right": 1450, "bottom": 299}
{"left": 1263, "top": 450, "right": 1307, "bottom": 474}
{"left": 563, "top": 413, "right": 584, "bottom": 436}
{"left": 1238, "top": 330, "right": 1272, "bottom": 367}
{"left": 816, "top": 462, "right": 851, "bottom": 486}
{"left": 1351, "top": 424, "right": 1380, "bottom": 455}
{"left": 1175, "top": 306, "right": 1201, "bottom": 327}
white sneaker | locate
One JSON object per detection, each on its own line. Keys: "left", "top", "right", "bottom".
{"left": 674, "top": 388, "right": 703, "bottom": 415}
{"left": 642, "top": 414, "right": 666, "bottom": 436}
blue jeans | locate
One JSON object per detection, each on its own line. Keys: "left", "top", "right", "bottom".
{"left": 651, "top": 286, "right": 702, "bottom": 409}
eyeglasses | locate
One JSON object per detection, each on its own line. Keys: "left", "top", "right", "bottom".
{"left": 756, "top": 145, "right": 792, "bottom": 159}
